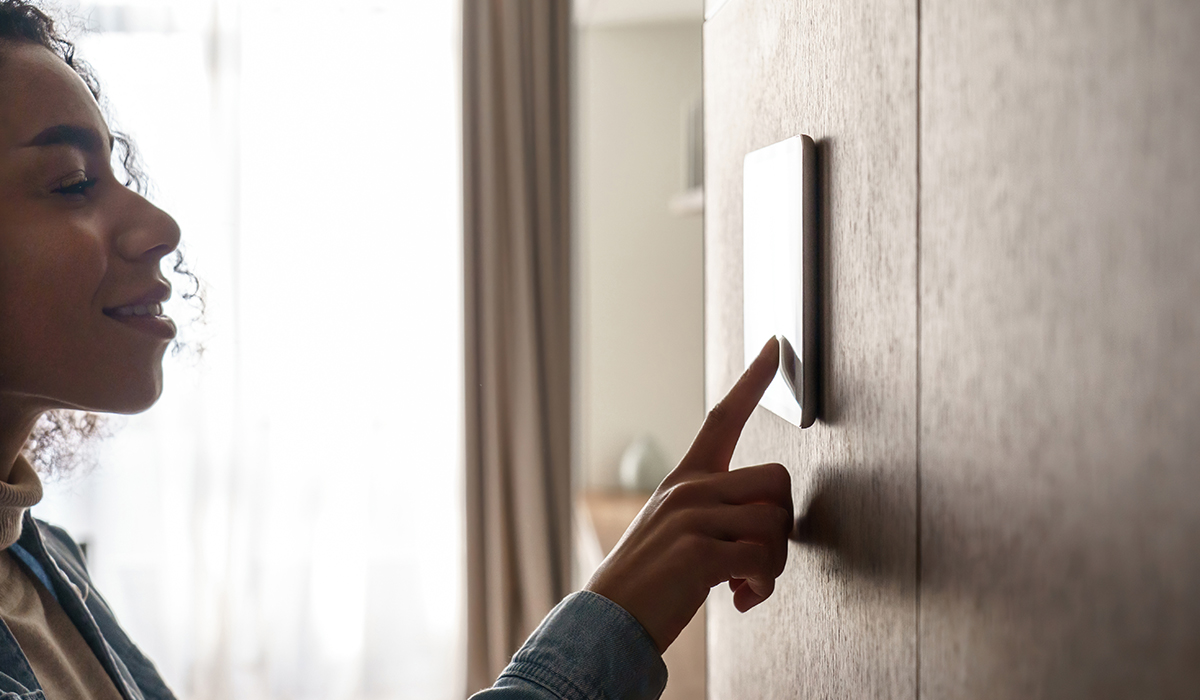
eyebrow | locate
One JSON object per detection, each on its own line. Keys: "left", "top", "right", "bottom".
{"left": 22, "top": 124, "right": 115, "bottom": 154}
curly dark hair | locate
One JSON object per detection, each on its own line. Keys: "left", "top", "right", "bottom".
{"left": 2, "top": 0, "right": 204, "bottom": 476}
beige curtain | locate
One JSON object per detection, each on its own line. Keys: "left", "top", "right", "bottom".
{"left": 462, "top": 0, "right": 572, "bottom": 693}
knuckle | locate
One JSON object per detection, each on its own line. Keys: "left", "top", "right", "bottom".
{"left": 776, "top": 505, "right": 794, "bottom": 533}
{"left": 771, "top": 544, "right": 789, "bottom": 578}
{"left": 657, "top": 483, "right": 683, "bottom": 509}
{"left": 706, "top": 401, "right": 730, "bottom": 428}
{"left": 661, "top": 479, "right": 703, "bottom": 509}
{"left": 657, "top": 484, "right": 679, "bottom": 510}
{"left": 765, "top": 462, "right": 792, "bottom": 491}
{"left": 760, "top": 463, "right": 794, "bottom": 514}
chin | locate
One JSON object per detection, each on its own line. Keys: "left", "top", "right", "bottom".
{"left": 68, "top": 367, "right": 166, "bottom": 416}
{"left": 110, "top": 377, "right": 166, "bottom": 415}
{"left": 108, "top": 345, "right": 171, "bottom": 413}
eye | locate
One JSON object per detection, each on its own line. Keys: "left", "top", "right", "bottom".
{"left": 52, "top": 170, "right": 99, "bottom": 197}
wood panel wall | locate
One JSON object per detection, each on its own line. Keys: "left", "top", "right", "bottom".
{"left": 919, "top": 1, "right": 1200, "bottom": 697}
{"left": 703, "top": 1, "right": 918, "bottom": 698}
{"left": 705, "top": 0, "right": 1200, "bottom": 697}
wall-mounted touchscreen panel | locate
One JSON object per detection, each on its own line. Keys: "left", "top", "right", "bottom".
{"left": 743, "top": 134, "right": 817, "bottom": 428}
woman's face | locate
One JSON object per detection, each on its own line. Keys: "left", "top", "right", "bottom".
{"left": 0, "top": 42, "right": 181, "bottom": 419}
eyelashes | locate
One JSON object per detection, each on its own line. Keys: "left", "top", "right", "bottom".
{"left": 52, "top": 170, "right": 99, "bottom": 197}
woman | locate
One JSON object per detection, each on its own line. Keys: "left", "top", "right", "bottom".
{"left": 0, "top": 2, "right": 794, "bottom": 698}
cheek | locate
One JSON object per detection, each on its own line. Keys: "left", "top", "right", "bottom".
{"left": 0, "top": 221, "right": 107, "bottom": 392}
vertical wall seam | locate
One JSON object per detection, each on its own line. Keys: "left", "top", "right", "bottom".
{"left": 914, "top": 0, "right": 923, "bottom": 699}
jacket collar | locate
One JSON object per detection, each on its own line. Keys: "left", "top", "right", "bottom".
{"left": 13, "top": 512, "right": 145, "bottom": 700}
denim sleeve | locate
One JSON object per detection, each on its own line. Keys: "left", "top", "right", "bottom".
{"left": 470, "top": 590, "right": 668, "bottom": 700}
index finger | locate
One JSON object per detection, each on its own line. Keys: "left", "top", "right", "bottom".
{"left": 679, "top": 336, "right": 780, "bottom": 473}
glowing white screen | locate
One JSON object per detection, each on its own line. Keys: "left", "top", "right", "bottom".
{"left": 743, "top": 136, "right": 804, "bottom": 426}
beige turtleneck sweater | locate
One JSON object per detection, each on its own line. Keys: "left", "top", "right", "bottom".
{"left": 0, "top": 455, "right": 124, "bottom": 700}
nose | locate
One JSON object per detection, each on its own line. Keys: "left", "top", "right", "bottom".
{"left": 114, "top": 188, "right": 182, "bottom": 264}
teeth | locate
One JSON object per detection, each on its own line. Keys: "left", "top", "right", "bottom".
{"left": 113, "top": 303, "right": 163, "bottom": 317}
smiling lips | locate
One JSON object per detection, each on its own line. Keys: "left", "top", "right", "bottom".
{"left": 103, "top": 287, "right": 176, "bottom": 340}
{"left": 108, "top": 302, "right": 164, "bottom": 318}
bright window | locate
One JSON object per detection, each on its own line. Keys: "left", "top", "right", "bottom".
{"left": 34, "top": 2, "right": 465, "bottom": 698}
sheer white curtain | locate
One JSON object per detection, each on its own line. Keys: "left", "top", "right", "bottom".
{"left": 32, "top": 2, "right": 465, "bottom": 699}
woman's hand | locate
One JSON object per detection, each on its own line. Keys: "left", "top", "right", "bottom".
{"left": 585, "top": 337, "right": 794, "bottom": 652}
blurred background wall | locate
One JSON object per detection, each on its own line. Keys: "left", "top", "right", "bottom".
{"left": 572, "top": 8, "right": 703, "bottom": 493}
{"left": 570, "top": 2, "right": 706, "bottom": 699}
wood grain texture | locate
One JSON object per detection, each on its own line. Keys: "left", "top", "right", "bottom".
{"left": 703, "top": 1, "right": 918, "bottom": 698}
{"left": 920, "top": 1, "right": 1200, "bottom": 697}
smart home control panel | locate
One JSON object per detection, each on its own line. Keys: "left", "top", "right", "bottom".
{"left": 742, "top": 134, "right": 818, "bottom": 428}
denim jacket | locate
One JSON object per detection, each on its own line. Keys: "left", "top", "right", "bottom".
{"left": 0, "top": 513, "right": 176, "bottom": 700}
{"left": 1, "top": 514, "right": 668, "bottom": 700}
{"left": 470, "top": 591, "right": 668, "bottom": 700}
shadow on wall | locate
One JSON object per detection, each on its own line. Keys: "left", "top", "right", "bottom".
{"left": 791, "top": 466, "right": 1200, "bottom": 696}
{"left": 790, "top": 467, "right": 912, "bottom": 590}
